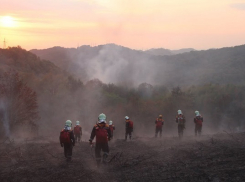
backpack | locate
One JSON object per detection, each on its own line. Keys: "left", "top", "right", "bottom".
{"left": 177, "top": 116, "right": 185, "bottom": 125}
{"left": 95, "top": 124, "right": 109, "bottom": 143}
{"left": 60, "top": 130, "right": 71, "bottom": 143}
{"left": 129, "top": 120, "right": 134, "bottom": 129}
{"left": 195, "top": 117, "right": 203, "bottom": 125}
{"left": 74, "top": 125, "right": 80, "bottom": 134}
{"left": 109, "top": 125, "right": 114, "bottom": 133}
{"left": 156, "top": 118, "right": 163, "bottom": 127}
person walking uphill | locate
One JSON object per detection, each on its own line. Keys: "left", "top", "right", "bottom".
{"left": 109, "top": 120, "right": 115, "bottom": 139}
{"left": 176, "top": 110, "right": 186, "bottom": 139}
{"left": 125, "top": 116, "right": 133, "bottom": 140}
{"left": 194, "top": 111, "right": 203, "bottom": 136}
{"left": 74, "top": 121, "right": 82, "bottom": 142}
{"left": 60, "top": 120, "right": 75, "bottom": 161}
{"left": 89, "top": 113, "right": 111, "bottom": 167}
{"left": 155, "top": 115, "right": 164, "bottom": 137}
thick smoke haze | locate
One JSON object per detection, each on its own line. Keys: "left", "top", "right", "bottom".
{"left": 31, "top": 44, "right": 245, "bottom": 88}
{"left": 71, "top": 44, "right": 161, "bottom": 86}
{"left": 25, "top": 44, "right": 245, "bottom": 140}
{"left": 1, "top": 45, "right": 245, "bottom": 140}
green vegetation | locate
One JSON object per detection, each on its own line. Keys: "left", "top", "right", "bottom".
{"left": 0, "top": 71, "right": 39, "bottom": 138}
{"left": 1, "top": 46, "right": 245, "bottom": 138}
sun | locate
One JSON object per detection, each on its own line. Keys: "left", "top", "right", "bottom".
{"left": 0, "top": 16, "right": 16, "bottom": 27}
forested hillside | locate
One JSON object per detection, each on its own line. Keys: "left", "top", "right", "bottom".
{"left": 30, "top": 44, "right": 245, "bottom": 87}
{"left": 144, "top": 47, "right": 195, "bottom": 56}
{"left": 1, "top": 46, "right": 245, "bottom": 140}
{"left": 0, "top": 46, "right": 61, "bottom": 75}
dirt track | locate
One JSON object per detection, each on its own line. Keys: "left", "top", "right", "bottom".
{"left": 1, "top": 132, "right": 245, "bottom": 182}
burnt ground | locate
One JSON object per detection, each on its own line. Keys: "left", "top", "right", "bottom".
{"left": 1, "top": 132, "right": 245, "bottom": 182}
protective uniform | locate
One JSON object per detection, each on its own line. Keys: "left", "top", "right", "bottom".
{"left": 194, "top": 111, "right": 203, "bottom": 136}
{"left": 74, "top": 121, "right": 82, "bottom": 142}
{"left": 175, "top": 110, "right": 186, "bottom": 138}
{"left": 109, "top": 120, "right": 115, "bottom": 139}
{"left": 125, "top": 116, "right": 133, "bottom": 140}
{"left": 155, "top": 115, "right": 164, "bottom": 137}
{"left": 89, "top": 113, "right": 111, "bottom": 166}
{"left": 59, "top": 120, "right": 75, "bottom": 161}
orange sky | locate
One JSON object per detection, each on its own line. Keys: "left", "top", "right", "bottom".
{"left": 0, "top": 0, "right": 245, "bottom": 50}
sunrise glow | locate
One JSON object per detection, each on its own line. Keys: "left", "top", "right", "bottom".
{"left": 0, "top": 16, "right": 17, "bottom": 28}
{"left": 0, "top": 0, "right": 245, "bottom": 50}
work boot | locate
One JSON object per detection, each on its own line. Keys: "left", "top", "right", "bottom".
{"left": 102, "top": 153, "right": 108, "bottom": 165}
{"left": 66, "top": 157, "right": 72, "bottom": 162}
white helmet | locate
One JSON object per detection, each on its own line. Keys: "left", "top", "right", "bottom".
{"left": 98, "top": 113, "right": 106, "bottom": 123}
{"left": 65, "top": 120, "right": 72, "bottom": 127}
{"left": 195, "top": 111, "right": 200, "bottom": 116}
{"left": 125, "top": 116, "right": 129, "bottom": 120}
{"left": 177, "top": 110, "right": 182, "bottom": 115}
{"left": 76, "top": 121, "right": 80, "bottom": 125}
{"left": 109, "top": 120, "right": 113, "bottom": 125}
{"left": 64, "top": 120, "right": 72, "bottom": 130}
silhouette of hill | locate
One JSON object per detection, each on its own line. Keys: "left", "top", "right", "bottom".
{"left": 30, "top": 44, "right": 245, "bottom": 87}
{"left": 144, "top": 48, "right": 195, "bottom": 56}
{"left": 0, "top": 46, "right": 61, "bottom": 75}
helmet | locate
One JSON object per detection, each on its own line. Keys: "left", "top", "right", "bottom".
{"left": 177, "top": 110, "right": 182, "bottom": 115}
{"left": 125, "top": 116, "right": 129, "bottom": 120}
{"left": 65, "top": 120, "right": 72, "bottom": 127}
{"left": 195, "top": 111, "right": 200, "bottom": 116}
{"left": 98, "top": 113, "right": 106, "bottom": 123}
{"left": 109, "top": 120, "right": 113, "bottom": 125}
{"left": 76, "top": 121, "right": 80, "bottom": 125}
{"left": 159, "top": 115, "right": 163, "bottom": 118}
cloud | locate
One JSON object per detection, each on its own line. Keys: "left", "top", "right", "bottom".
{"left": 230, "top": 3, "right": 245, "bottom": 10}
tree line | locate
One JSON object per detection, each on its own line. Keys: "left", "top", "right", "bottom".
{"left": 1, "top": 47, "right": 245, "bottom": 138}
{"left": 1, "top": 70, "right": 245, "bottom": 138}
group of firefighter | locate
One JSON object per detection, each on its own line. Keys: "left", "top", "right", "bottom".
{"left": 59, "top": 110, "right": 203, "bottom": 165}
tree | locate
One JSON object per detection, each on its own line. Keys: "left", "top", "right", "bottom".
{"left": 0, "top": 71, "right": 39, "bottom": 138}
{"left": 138, "top": 83, "right": 154, "bottom": 98}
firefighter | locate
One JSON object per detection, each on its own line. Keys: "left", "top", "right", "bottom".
{"left": 109, "top": 120, "right": 115, "bottom": 139}
{"left": 125, "top": 116, "right": 133, "bottom": 140}
{"left": 175, "top": 110, "right": 186, "bottom": 139}
{"left": 194, "top": 111, "right": 203, "bottom": 136}
{"left": 155, "top": 115, "right": 164, "bottom": 137}
{"left": 59, "top": 120, "right": 75, "bottom": 161}
{"left": 74, "top": 120, "right": 82, "bottom": 142}
{"left": 89, "top": 113, "right": 111, "bottom": 167}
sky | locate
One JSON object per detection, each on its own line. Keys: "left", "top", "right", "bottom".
{"left": 0, "top": 0, "right": 245, "bottom": 50}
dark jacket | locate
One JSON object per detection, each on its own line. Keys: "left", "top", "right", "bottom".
{"left": 176, "top": 114, "right": 186, "bottom": 125}
{"left": 194, "top": 116, "right": 203, "bottom": 125}
{"left": 125, "top": 120, "right": 133, "bottom": 132}
{"left": 90, "top": 123, "right": 112, "bottom": 143}
{"left": 155, "top": 118, "right": 164, "bottom": 128}
{"left": 59, "top": 129, "right": 75, "bottom": 146}
{"left": 74, "top": 125, "right": 82, "bottom": 135}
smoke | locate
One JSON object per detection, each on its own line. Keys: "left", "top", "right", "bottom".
{"left": 73, "top": 44, "right": 166, "bottom": 87}
{"left": 0, "top": 99, "right": 10, "bottom": 137}
{"left": 27, "top": 44, "right": 245, "bottom": 140}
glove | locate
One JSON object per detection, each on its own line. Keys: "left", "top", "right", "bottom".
{"left": 89, "top": 139, "right": 92, "bottom": 145}
{"left": 60, "top": 143, "right": 63, "bottom": 147}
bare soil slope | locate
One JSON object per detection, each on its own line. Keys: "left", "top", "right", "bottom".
{"left": 1, "top": 132, "right": 245, "bottom": 182}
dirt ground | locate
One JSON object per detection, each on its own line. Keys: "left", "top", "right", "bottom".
{"left": 1, "top": 132, "right": 245, "bottom": 182}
